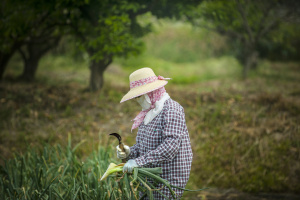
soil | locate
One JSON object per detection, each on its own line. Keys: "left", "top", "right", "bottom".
{"left": 183, "top": 188, "right": 300, "bottom": 200}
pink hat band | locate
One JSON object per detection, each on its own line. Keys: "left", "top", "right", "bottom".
{"left": 130, "top": 75, "right": 170, "bottom": 89}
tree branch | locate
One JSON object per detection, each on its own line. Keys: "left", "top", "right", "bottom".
{"left": 18, "top": 47, "right": 28, "bottom": 62}
{"left": 69, "top": 21, "right": 87, "bottom": 43}
{"left": 195, "top": 23, "right": 245, "bottom": 41}
{"left": 128, "top": 0, "right": 160, "bottom": 19}
{"left": 258, "top": 10, "right": 290, "bottom": 38}
{"left": 185, "top": 14, "right": 245, "bottom": 41}
{"left": 39, "top": 37, "right": 60, "bottom": 56}
{"left": 255, "top": 2, "right": 274, "bottom": 41}
{"left": 30, "top": 11, "right": 51, "bottom": 33}
{"left": 236, "top": 0, "right": 254, "bottom": 43}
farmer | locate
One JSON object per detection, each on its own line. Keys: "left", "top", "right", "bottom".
{"left": 116, "top": 67, "right": 193, "bottom": 199}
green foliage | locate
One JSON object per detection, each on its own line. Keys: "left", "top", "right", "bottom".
{"left": 112, "top": 17, "right": 241, "bottom": 84}
{"left": 143, "top": 20, "right": 228, "bottom": 63}
{"left": 189, "top": 0, "right": 300, "bottom": 64}
{"left": 0, "top": 136, "right": 118, "bottom": 199}
{"left": 259, "top": 22, "right": 300, "bottom": 61}
{"left": 0, "top": 0, "right": 70, "bottom": 52}
{"left": 66, "top": 0, "right": 202, "bottom": 64}
{"left": 87, "top": 14, "right": 144, "bottom": 62}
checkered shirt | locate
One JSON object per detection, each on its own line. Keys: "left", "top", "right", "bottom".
{"left": 128, "top": 98, "right": 193, "bottom": 199}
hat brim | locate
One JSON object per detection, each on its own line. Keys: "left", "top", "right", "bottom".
{"left": 120, "top": 80, "right": 168, "bottom": 103}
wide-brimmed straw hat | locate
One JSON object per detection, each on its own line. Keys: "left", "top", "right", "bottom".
{"left": 120, "top": 68, "right": 169, "bottom": 103}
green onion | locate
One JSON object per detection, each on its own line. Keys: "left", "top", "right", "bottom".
{"left": 101, "top": 163, "right": 208, "bottom": 199}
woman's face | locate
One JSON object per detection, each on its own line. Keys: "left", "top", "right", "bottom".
{"left": 135, "top": 94, "right": 151, "bottom": 110}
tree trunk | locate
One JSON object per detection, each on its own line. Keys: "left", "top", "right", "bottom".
{"left": 19, "top": 37, "right": 60, "bottom": 81}
{"left": 0, "top": 42, "right": 21, "bottom": 80}
{"left": 87, "top": 47, "right": 112, "bottom": 91}
{"left": 19, "top": 56, "right": 40, "bottom": 81}
{"left": 89, "top": 58, "right": 111, "bottom": 91}
{"left": 0, "top": 52, "right": 13, "bottom": 80}
{"left": 249, "top": 51, "right": 258, "bottom": 70}
{"left": 18, "top": 46, "right": 42, "bottom": 81}
{"left": 242, "top": 50, "right": 258, "bottom": 79}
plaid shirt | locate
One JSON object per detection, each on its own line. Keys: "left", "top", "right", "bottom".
{"left": 129, "top": 98, "right": 193, "bottom": 199}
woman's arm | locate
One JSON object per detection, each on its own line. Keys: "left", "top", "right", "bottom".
{"left": 135, "top": 109, "right": 186, "bottom": 166}
{"left": 127, "top": 143, "right": 140, "bottom": 160}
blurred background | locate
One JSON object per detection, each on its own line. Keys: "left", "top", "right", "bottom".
{"left": 1, "top": 0, "right": 299, "bottom": 199}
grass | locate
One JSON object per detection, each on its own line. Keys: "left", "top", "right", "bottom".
{"left": 116, "top": 55, "right": 241, "bottom": 84}
{"left": 1, "top": 19, "right": 300, "bottom": 197}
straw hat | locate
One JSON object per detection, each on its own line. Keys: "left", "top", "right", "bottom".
{"left": 120, "top": 68, "right": 169, "bottom": 103}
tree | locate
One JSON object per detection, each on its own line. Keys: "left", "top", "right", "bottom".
{"left": 0, "top": 0, "right": 26, "bottom": 79}
{"left": 0, "top": 0, "right": 68, "bottom": 81}
{"left": 187, "top": 0, "right": 300, "bottom": 78}
{"left": 16, "top": 0, "right": 67, "bottom": 81}
{"left": 67, "top": 0, "right": 144, "bottom": 91}
{"left": 66, "top": 0, "right": 202, "bottom": 91}
{"left": 18, "top": 36, "right": 60, "bottom": 81}
{"left": 1, "top": 0, "right": 201, "bottom": 90}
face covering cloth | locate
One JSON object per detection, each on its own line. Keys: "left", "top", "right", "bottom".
{"left": 136, "top": 94, "right": 151, "bottom": 110}
{"left": 131, "top": 87, "right": 170, "bottom": 132}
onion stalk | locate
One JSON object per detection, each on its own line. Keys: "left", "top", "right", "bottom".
{"left": 100, "top": 163, "right": 208, "bottom": 200}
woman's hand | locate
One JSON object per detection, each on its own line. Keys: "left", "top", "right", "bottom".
{"left": 123, "top": 159, "right": 139, "bottom": 173}
{"left": 116, "top": 145, "right": 130, "bottom": 159}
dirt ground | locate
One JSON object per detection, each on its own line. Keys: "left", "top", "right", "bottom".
{"left": 183, "top": 188, "right": 300, "bottom": 200}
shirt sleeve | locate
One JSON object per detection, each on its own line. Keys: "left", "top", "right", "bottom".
{"left": 128, "top": 143, "right": 139, "bottom": 160}
{"left": 135, "top": 109, "right": 185, "bottom": 166}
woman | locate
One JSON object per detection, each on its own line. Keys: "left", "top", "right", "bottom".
{"left": 117, "top": 67, "right": 193, "bottom": 199}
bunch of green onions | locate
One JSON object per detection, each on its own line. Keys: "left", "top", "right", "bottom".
{"left": 100, "top": 163, "right": 208, "bottom": 200}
